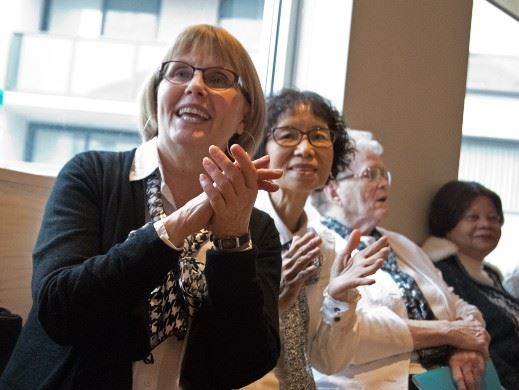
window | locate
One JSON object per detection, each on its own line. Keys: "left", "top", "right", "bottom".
{"left": 44, "top": 0, "right": 161, "bottom": 40}
{"left": 26, "top": 123, "right": 140, "bottom": 166}
{"left": 0, "top": 0, "right": 353, "bottom": 170}
{"left": 459, "top": 0, "right": 519, "bottom": 275}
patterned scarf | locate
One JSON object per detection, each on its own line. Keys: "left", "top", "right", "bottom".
{"left": 321, "top": 217, "right": 435, "bottom": 320}
{"left": 277, "top": 241, "right": 316, "bottom": 390}
{"left": 145, "top": 169, "right": 209, "bottom": 348}
{"left": 321, "top": 216, "right": 449, "bottom": 367}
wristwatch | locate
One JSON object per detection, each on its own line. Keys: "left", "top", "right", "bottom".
{"left": 211, "top": 232, "right": 251, "bottom": 251}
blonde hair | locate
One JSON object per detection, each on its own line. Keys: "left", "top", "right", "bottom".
{"left": 139, "top": 24, "right": 265, "bottom": 155}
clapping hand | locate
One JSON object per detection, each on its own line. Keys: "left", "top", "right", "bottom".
{"left": 328, "top": 229, "right": 389, "bottom": 302}
{"left": 278, "top": 231, "right": 322, "bottom": 314}
{"left": 200, "top": 144, "right": 282, "bottom": 237}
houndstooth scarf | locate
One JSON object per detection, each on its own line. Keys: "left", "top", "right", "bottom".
{"left": 145, "top": 169, "right": 209, "bottom": 349}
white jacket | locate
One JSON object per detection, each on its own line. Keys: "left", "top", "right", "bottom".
{"left": 311, "top": 227, "right": 484, "bottom": 390}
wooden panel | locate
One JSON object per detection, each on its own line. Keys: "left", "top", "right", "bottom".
{"left": 0, "top": 168, "right": 55, "bottom": 322}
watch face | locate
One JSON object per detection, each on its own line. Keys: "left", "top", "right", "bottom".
{"left": 212, "top": 233, "right": 250, "bottom": 250}
{"left": 221, "top": 238, "right": 237, "bottom": 250}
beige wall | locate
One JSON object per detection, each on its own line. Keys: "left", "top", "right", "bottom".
{"left": 344, "top": 0, "right": 473, "bottom": 243}
{"left": 0, "top": 168, "right": 54, "bottom": 321}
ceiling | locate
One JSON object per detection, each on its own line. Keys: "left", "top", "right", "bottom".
{"left": 488, "top": 0, "right": 519, "bottom": 22}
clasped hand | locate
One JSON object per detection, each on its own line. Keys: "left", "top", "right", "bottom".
{"left": 449, "top": 349, "right": 486, "bottom": 390}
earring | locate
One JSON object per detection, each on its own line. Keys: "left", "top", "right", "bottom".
{"left": 142, "top": 117, "right": 158, "bottom": 141}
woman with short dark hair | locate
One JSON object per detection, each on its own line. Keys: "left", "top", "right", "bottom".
{"left": 249, "top": 89, "right": 388, "bottom": 389}
{"left": 423, "top": 180, "right": 519, "bottom": 389}
{"left": 427, "top": 180, "right": 504, "bottom": 239}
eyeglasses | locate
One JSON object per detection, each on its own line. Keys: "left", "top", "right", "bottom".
{"left": 160, "top": 60, "right": 240, "bottom": 90}
{"left": 270, "top": 126, "right": 336, "bottom": 148}
{"left": 336, "top": 167, "right": 392, "bottom": 185}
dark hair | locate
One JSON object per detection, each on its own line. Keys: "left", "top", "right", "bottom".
{"left": 428, "top": 180, "right": 504, "bottom": 237}
{"left": 256, "top": 88, "right": 354, "bottom": 179}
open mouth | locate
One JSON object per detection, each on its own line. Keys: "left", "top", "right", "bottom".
{"left": 176, "top": 105, "right": 211, "bottom": 121}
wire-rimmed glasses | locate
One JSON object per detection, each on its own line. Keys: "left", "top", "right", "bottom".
{"left": 336, "top": 167, "right": 392, "bottom": 185}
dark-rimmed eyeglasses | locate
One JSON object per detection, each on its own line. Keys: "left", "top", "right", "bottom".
{"left": 160, "top": 60, "right": 240, "bottom": 90}
{"left": 270, "top": 126, "right": 336, "bottom": 148}
{"left": 335, "top": 167, "right": 392, "bottom": 185}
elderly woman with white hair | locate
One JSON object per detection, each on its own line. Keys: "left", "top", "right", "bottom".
{"left": 309, "top": 131, "right": 490, "bottom": 390}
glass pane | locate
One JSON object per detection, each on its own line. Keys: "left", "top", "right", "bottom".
{"left": 460, "top": 0, "right": 519, "bottom": 275}
{"left": 48, "top": 0, "right": 103, "bottom": 37}
{"left": 70, "top": 40, "right": 135, "bottom": 99}
{"left": 17, "top": 35, "right": 74, "bottom": 94}
{"left": 103, "top": 11, "right": 157, "bottom": 41}
{"left": 88, "top": 131, "right": 140, "bottom": 152}
{"left": 0, "top": 0, "right": 314, "bottom": 173}
{"left": 290, "top": 0, "right": 353, "bottom": 109}
{"left": 31, "top": 128, "right": 86, "bottom": 165}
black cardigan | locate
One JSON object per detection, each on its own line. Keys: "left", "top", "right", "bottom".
{"left": 435, "top": 256, "right": 519, "bottom": 389}
{"left": 0, "top": 150, "right": 281, "bottom": 390}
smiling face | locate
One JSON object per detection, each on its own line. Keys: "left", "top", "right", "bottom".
{"left": 156, "top": 52, "right": 249, "bottom": 156}
{"left": 446, "top": 195, "right": 501, "bottom": 261}
{"left": 326, "top": 149, "right": 389, "bottom": 233}
{"left": 265, "top": 103, "right": 334, "bottom": 197}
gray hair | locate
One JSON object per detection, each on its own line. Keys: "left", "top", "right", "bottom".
{"left": 310, "top": 129, "right": 383, "bottom": 214}
{"left": 349, "top": 130, "right": 384, "bottom": 156}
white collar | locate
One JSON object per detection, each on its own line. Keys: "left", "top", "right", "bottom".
{"left": 422, "top": 236, "right": 497, "bottom": 286}
{"left": 129, "top": 137, "right": 160, "bottom": 182}
{"left": 129, "top": 137, "right": 177, "bottom": 211}
{"left": 421, "top": 236, "right": 458, "bottom": 262}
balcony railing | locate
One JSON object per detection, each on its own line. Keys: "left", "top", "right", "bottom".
{"left": 6, "top": 32, "right": 168, "bottom": 102}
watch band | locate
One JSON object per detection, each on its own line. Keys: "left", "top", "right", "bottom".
{"left": 211, "top": 232, "right": 251, "bottom": 250}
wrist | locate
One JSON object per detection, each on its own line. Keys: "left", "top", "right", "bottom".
{"left": 322, "top": 289, "right": 358, "bottom": 324}
{"left": 211, "top": 231, "right": 252, "bottom": 251}
{"left": 162, "top": 211, "right": 185, "bottom": 248}
{"left": 327, "top": 279, "right": 361, "bottom": 303}
{"left": 443, "top": 321, "right": 455, "bottom": 344}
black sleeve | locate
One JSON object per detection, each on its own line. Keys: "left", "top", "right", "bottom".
{"left": 490, "top": 353, "right": 519, "bottom": 390}
{"left": 32, "top": 154, "right": 178, "bottom": 347}
{"left": 181, "top": 209, "right": 282, "bottom": 389}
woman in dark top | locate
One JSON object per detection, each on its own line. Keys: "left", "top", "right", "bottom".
{"left": 0, "top": 24, "right": 283, "bottom": 390}
{"left": 423, "top": 180, "right": 519, "bottom": 389}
